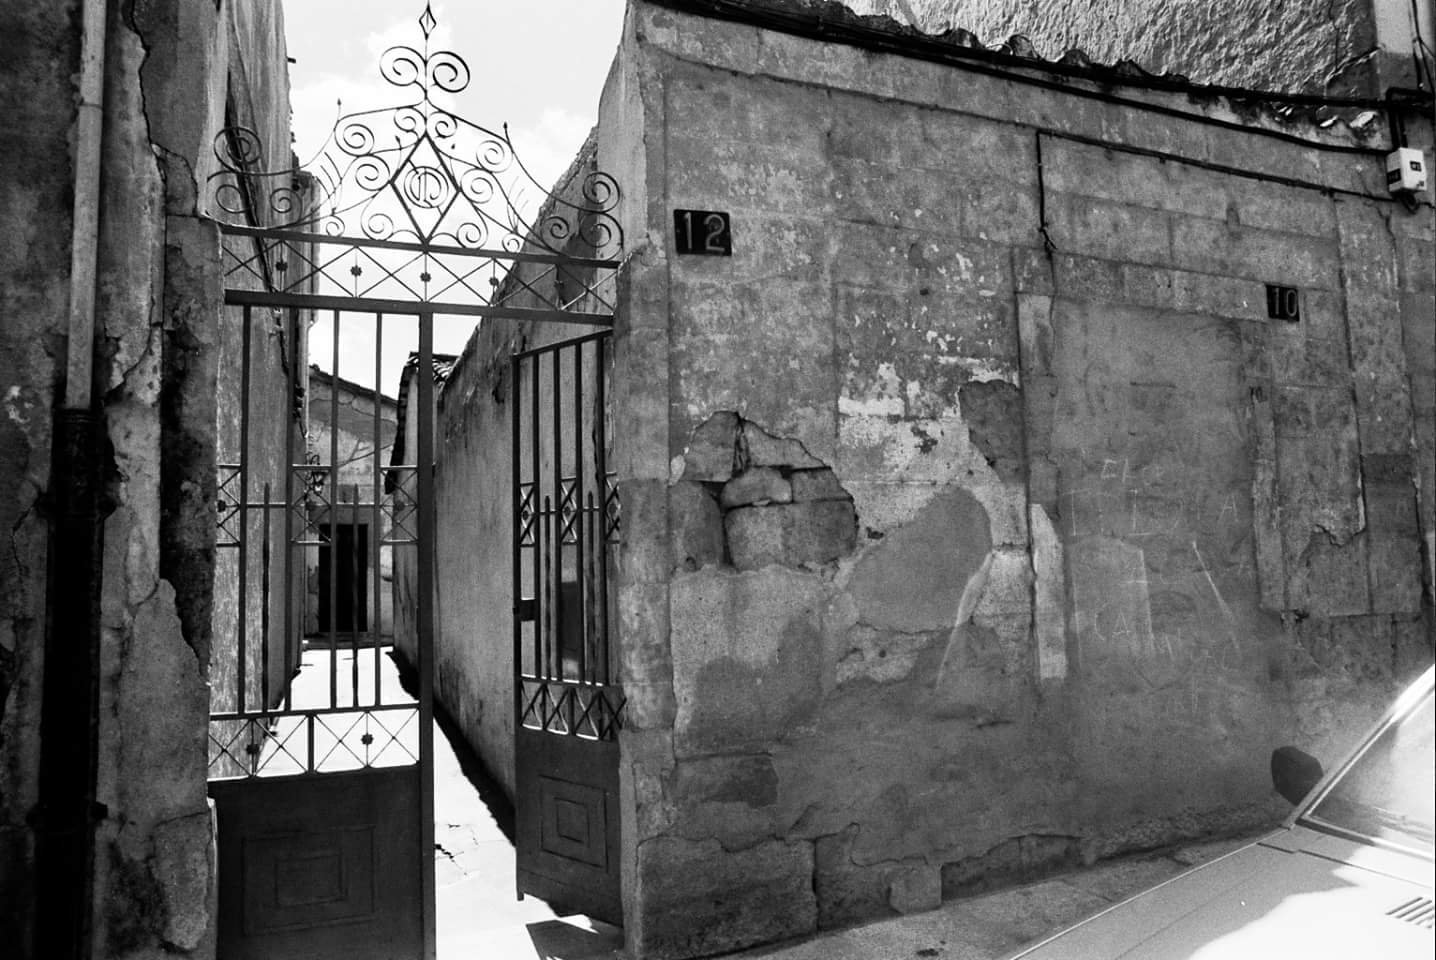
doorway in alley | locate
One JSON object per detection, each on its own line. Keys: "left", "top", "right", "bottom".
{"left": 317, "top": 522, "right": 370, "bottom": 634}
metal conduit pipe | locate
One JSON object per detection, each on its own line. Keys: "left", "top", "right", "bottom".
{"left": 33, "top": 0, "right": 109, "bottom": 957}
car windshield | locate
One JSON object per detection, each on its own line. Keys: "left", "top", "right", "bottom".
{"left": 1302, "top": 688, "right": 1434, "bottom": 855}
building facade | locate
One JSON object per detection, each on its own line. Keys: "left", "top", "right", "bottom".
{"left": 0, "top": 1, "right": 295, "bottom": 957}
{"left": 305, "top": 367, "right": 399, "bottom": 641}
{"left": 414, "top": 1, "right": 1435, "bottom": 957}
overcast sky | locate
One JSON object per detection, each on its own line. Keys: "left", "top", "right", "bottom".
{"left": 281, "top": 1, "right": 627, "bottom": 395}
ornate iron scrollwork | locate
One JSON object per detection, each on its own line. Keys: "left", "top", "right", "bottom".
{"left": 209, "top": 4, "right": 622, "bottom": 259}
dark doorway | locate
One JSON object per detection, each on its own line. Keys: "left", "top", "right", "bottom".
{"left": 319, "top": 522, "right": 369, "bottom": 633}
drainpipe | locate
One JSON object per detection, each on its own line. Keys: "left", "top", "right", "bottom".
{"left": 33, "top": 0, "right": 109, "bottom": 958}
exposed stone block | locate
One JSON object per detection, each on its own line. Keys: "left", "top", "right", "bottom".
{"left": 720, "top": 467, "right": 792, "bottom": 508}
{"left": 785, "top": 499, "right": 859, "bottom": 566}
{"left": 725, "top": 505, "right": 787, "bottom": 570}
{"left": 791, "top": 467, "right": 848, "bottom": 502}
{"left": 670, "top": 567, "right": 826, "bottom": 755}
{"left": 726, "top": 499, "right": 857, "bottom": 571}
{"left": 634, "top": 836, "right": 816, "bottom": 958}
{"left": 888, "top": 863, "right": 942, "bottom": 915}
{"left": 669, "top": 481, "right": 725, "bottom": 572}
{"left": 680, "top": 410, "right": 739, "bottom": 481}
{"left": 674, "top": 754, "right": 778, "bottom": 807}
{"left": 1053, "top": 253, "right": 1123, "bottom": 303}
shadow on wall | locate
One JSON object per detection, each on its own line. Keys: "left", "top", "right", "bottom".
{"left": 390, "top": 650, "right": 515, "bottom": 842}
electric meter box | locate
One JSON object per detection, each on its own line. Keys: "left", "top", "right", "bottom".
{"left": 1386, "top": 147, "right": 1428, "bottom": 194}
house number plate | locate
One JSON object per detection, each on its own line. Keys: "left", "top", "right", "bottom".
{"left": 674, "top": 209, "right": 732, "bottom": 256}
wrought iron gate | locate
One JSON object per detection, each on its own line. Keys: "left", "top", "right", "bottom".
{"left": 206, "top": 303, "right": 439, "bottom": 960}
{"left": 204, "top": 5, "right": 625, "bottom": 957}
{"left": 512, "top": 332, "right": 624, "bottom": 923}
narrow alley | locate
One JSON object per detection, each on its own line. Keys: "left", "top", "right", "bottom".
{"left": 276, "top": 645, "right": 624, "bottom": 959}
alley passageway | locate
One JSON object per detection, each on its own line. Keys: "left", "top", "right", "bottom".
{"left": 276, "top": 646, "right": 624, "bottom": 959}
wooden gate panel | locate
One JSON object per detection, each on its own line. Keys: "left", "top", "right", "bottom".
{"left": 515, "top": 730, "right": 620, "bottom": 922}
{"left": 211, "top": 768, "right": 422, "bottom": 960}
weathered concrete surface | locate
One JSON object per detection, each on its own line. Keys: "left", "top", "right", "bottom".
{"left": 0, "top": 2, "right": 75, "bottom": 948}
{"left": 597, "top": 3, "right": 1435, "bottom": 957}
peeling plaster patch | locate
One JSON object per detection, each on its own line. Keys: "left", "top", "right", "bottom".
{"left": 152, "top": 811, "right": 213, "bottom": 950}
{"left": 1030, "top": 505, "right": 1067, "bottom": 681}
{"left": 1069, "top": 537, "right": 1156, "bottom": 664}
{"left": 954, "top": 357, "right": 1019, "bottom": 384}
{"left": 836, "top": 626, "right": 932, "bottom": 685}
{"left": 847, "top": 485, "right": 991, "bottom": 635}
{"left": 4, "top": 386, "right": 31, "bottom": 426}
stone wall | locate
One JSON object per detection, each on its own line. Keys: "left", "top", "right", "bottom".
{"left": 604, "top": 3, "right": 1434, "bottom": 957}
{"left": 0, "top": 1, "right": 293, "bottom": 957}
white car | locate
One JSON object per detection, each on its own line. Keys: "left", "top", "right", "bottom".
{"left": 1009, "top": 666, "right": 1434, "bottom": 958}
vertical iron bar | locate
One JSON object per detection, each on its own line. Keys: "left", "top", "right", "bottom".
{"left": 282, "top": 308, "right": 297, "bottom": 712}
{"left": 574, "top": 342, "right": 587, "bottom": 685}
{"left": 373, "top": 313, "right": 384, "bottom": 706}
{"left": 530, "top": 355, "right": 540, "bottom": 683}
{"left": 260, "top": 481, "right": 271, "bottom": 713}
{"left": 236, "top": 305, "right": 252, "bottom": 713}
{"left": 542, "top": 497, "right": 552, "bottom": 687}
{"left": 416, "top": 310, "right": 437, "bottom": 960}
{"left": 594, "top": 334, "right": 610, "bottom": 685}
{"left": 585, "top": 491, "right": 596, "bottom": 689}
{"left": 350, "top": 483, "right": 360, "bottom": 707}
{"left": 551, "top": 347, "right": 563, "bottom": 682}
{"left": 307, "top": 714, "right": 316, "bottom": 774}
{"left": 329, "top": 310, "right": 340, "bottom": 709}
{"left": 511, "top": 353, "right": 523, "bottom": 736}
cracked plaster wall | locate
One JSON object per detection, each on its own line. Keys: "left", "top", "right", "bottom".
{"left": 606, "top": 4, "right": 1435, "bottom": 958}
{"left": 0, "top": 1, "right": 291, "bottom": 958}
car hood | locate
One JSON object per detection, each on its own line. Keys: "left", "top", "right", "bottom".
{"left": 1012, "top": 828, "right": 1433, "bottom": 959}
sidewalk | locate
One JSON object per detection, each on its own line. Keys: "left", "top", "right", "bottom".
{"left": 721, "top": 836, "right": 1254, "bottom": 960}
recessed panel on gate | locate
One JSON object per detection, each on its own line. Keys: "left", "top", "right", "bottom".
{"left": 211, "top": 767, "right": 422, "bottom": 960}
{"left": 516, "top": 729, "right": 621, "bottom": 922}
{"left": 243, "top": 825, "right": 375, "bottom": 931}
